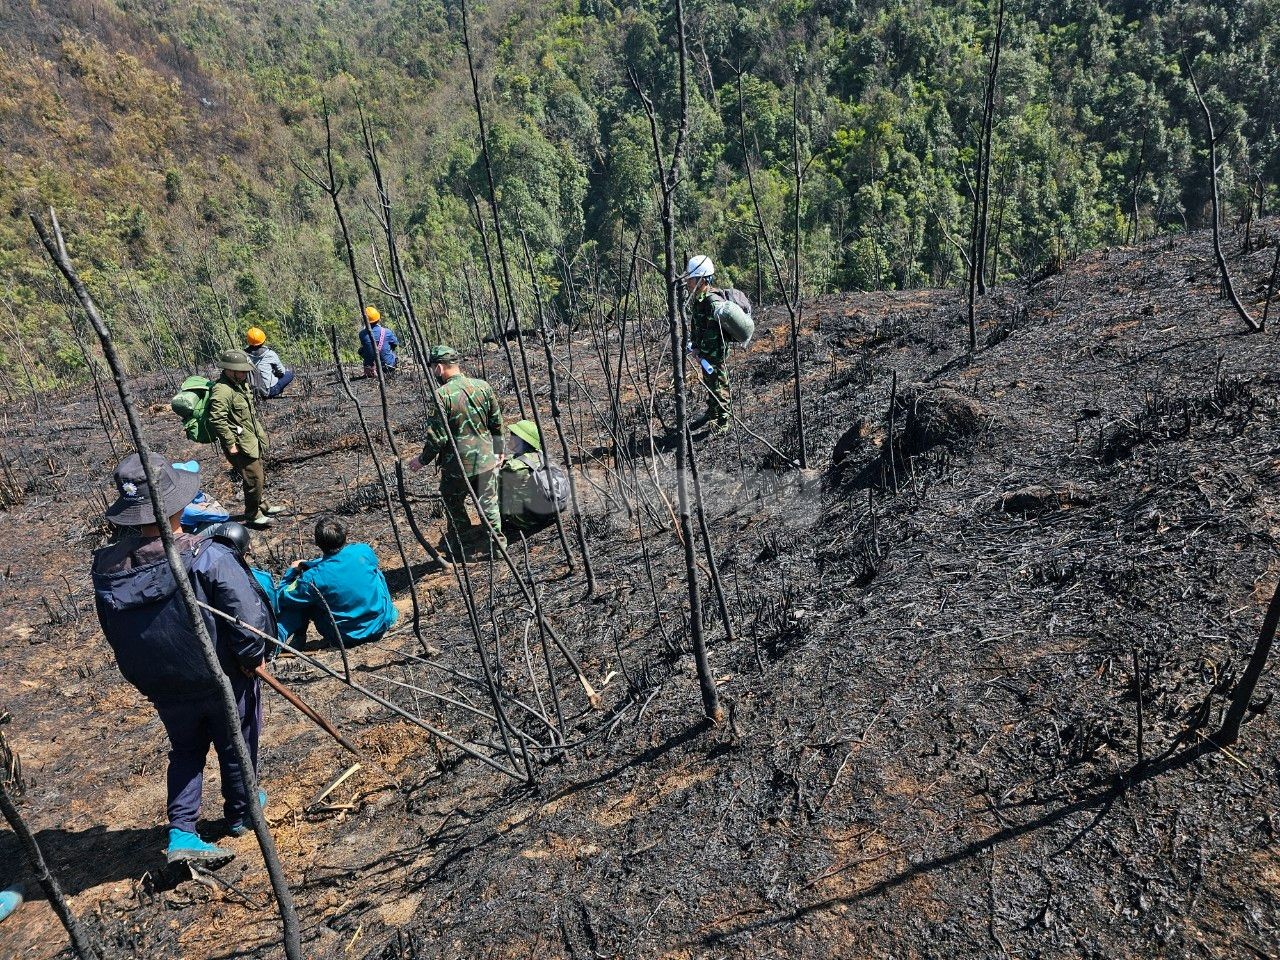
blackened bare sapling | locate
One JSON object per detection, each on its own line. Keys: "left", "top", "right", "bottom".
{"left": 629, "top": 0, "right": 723, "bottom": 724}
{"left": 31, "top": 209, "right": 302, "bottom": 960}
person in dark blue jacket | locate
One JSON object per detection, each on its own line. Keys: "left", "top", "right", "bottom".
{"left": 277, "top": 515, "right": 398, "bottom": 647}
{"left": 207, "top": 520, "right": 289, "bottom": 649}
{"left": 357, "top": 305, "right": 398, "bottom": 379}
{"left": 91, "top": 454, "right": 275, "bottom": 866}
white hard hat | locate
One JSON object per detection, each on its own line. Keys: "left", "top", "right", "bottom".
{"left": 685, "top": 254, "right": 715, "bottom": 279}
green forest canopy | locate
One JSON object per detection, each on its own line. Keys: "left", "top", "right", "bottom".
{"left": 1, "top": 0, "right": 1276, "bottom": 388}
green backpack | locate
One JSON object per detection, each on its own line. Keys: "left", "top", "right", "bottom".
{"left": 711, "top": 289, "right": 755, "bottom": 344}
{"left": 171, "top": 375, "right": 215, "bottom": 443}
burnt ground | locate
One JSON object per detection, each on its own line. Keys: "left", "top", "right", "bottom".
{"left": 1, "top": 224, "right": 1279, "bottom": 960}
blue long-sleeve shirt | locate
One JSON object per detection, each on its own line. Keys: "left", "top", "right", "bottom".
{"left": 277, "top": 543, "right": 398, "bottom": 645}
{"left": 358, "top": 324, "right": 398, "bottom": 369}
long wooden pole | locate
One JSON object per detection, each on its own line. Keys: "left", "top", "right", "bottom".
{"left": 255, "top": 665, "right": 362, "bottom": 757}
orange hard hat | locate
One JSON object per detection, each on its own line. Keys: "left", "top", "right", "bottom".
{"left": 364, "top": 305, "right": 381, "bottom": 324}
{"left": 245, "top": 327, "right": 266, "bottom": 347}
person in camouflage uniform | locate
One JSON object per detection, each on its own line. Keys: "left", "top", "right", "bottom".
{"left": 685, "top": 254, "right": 731, "bottom": 433}
{"left": 408, "top": 345, "right": 505, "bottom": 557}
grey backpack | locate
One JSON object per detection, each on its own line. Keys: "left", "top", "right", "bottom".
{"left": 519, "top": 453, "right": 570, "bottom": 515}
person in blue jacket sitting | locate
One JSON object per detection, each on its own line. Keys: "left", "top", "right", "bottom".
{"left": 277, "top": 515, "right": 398, "bottom": 647}
{"left": 357, "top": 305, "right": 398, "bottom": 379}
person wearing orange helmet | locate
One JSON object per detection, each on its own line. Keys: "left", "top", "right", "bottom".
{"left": 244, "top": 327, "right": 294, "bottom": 399}
{"left": 357, "top": 306, "right": 398, "bottom": 379}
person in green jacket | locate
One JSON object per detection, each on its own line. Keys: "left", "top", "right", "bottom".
{"left": 685, "top": 254, "right": 731, "bottom": 433}
{"left": 207, "top": 350, "right": 282, "bottom": 529}
{"left": 408, "top": 345, "right": 505, "bottom": 558}
{"left": 499, "top": 419, "right": 557, "bottom": 534}
{"left": 276, "top": 515, "right": 398, "bottom": 647}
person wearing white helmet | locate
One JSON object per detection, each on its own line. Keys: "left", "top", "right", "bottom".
{"left": 684, "top": 254, "right": 731, "bottom": 433}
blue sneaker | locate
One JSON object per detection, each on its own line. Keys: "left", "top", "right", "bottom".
{"left": 165, "top": 829, "right": 235, "bottom": 866}
{"left": 0, "top": 883, "right": 24, "bottom": 924}
{"left": 226, "top": 789, "right": 268, "bottom": 837}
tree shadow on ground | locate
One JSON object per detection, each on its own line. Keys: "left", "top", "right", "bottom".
{"left": 407, "top": 719, "right": 716, "bottom": 890}
{"left": 384, "top": 560, "right": 453, "bottom": 594}
{"left": 699, "top": 741, "right": 1215, "bottom": 946}
{"left": 1, "top": 824, "right": 163, "bottom": 897}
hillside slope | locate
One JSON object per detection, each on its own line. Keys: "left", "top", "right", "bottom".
{"left": 1, "top": 225, "right": 1278, "bottom": 959}
{"left": 6, "top": 0, "right": 1280, "bottom": 394}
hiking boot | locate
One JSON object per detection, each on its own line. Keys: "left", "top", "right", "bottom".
{"left": 709, "top": 419, "right": 730, "bottom": 435}
{"left": 263, "top": 505, "right": 286, "bottom": 516}
{"left": 165, "top": 829, "right": 235, "bottom": 866}
{"left": 245, "top": 514, "right": 274, "bottom": 529}
{"left": 225, "top": 789, "right": 268, "bottom": 838}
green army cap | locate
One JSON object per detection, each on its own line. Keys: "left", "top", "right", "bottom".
{"left": 429, "top": 344, "right": 461, "bottom": 364}
{"left": 217, "top": 349, "right": 255, "bottom": 372}
{"left": 509, "top": 419, "right": 541, "bottom": 452}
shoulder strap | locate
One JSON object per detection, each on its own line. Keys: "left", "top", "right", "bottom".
{"left": 376, "top": 327, "right": 387, "bottom": 351}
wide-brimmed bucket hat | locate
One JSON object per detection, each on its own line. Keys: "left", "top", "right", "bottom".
{"left": 509, "top": 419, "right": 541, "bottom": 452}
{"left": 105, "top": 453, "right": 201, "bottom": 526}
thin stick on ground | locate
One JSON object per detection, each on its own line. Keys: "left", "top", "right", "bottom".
{"left": 199, "top": 601, "right": 525, "bottom": 780}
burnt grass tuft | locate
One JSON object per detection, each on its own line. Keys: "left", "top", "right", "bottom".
{"left": 2, "top": 225, "right": 1280, "bottom": 958}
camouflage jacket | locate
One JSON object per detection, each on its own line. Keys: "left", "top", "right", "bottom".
{"left": 690, "top": 289, "right": 729, "bottom": 362}
{"left": 208, "top": 375, "right": 268, "bottom": 459}
{"left": 420, "top": 373, "right": 503, "bottom": 477}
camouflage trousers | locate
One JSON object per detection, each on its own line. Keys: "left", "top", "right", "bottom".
{"left": 701, "top": 360, "right": 731, "bottom": 425}
{"left": 440, "top": 469, "right": 503, "bottom": 554}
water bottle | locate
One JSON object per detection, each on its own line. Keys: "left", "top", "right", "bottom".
{"left": 685, "top": 342, "right": 715, "bottom": 375}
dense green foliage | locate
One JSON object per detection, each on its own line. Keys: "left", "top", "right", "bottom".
{"left": 2, "top": 0, "right": 1276, "bottom": 389}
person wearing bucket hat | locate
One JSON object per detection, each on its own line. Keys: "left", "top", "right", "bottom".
{"left": 91, "top": 452, "right": 277, "bottom": 867}
{"left": 208, "top": 350, "right": 283, "bottom": 529}
{"left": 499, "top": 419, "right": 570, "bottom": 534}
{"left": 509, "top": 419, "right": 541, "bottom": 452}
{"left": 408, "top": 345, "right": 505, "bottom": 558}
{"left": 358, "top": 305, "right": 399, "bottom": 379}
{"left": 244, "top": 328, "right": 294, "bottom": 400}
